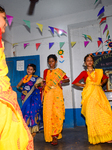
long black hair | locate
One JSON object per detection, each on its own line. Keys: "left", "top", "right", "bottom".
{"left": 0, "top": 6, "right": 5, "bottom": 13}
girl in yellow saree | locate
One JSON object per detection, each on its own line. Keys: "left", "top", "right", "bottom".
{"left": 72, "top": 54, "right": 112, "bottom": 145}
{"left": 43, "top": 54, "right": 69, "bottom": 145}
{"left": 0, "top": 6, "right": 33, "bottom": 150}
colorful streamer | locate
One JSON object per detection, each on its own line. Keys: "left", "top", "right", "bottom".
{"left": 97, "top": 6, "right": 105, "bottom": 17}
{"left": 6, "top": 15, "right": 13, "bottom": 26}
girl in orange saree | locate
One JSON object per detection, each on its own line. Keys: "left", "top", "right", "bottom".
{"left": 0, "top": 6, "right": 33, "bottom": 150}
{"left": 43, "top": 54, "right": 69, "bottom": 145}
{"left": 72, "top": 54, "right": 112, "bottom": 145}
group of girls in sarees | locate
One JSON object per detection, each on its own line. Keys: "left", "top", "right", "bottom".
{"left": 1, "top": 5, "right": 112, "bottom": 149}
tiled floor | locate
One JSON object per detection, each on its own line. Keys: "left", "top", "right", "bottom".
{"left": 34, "top": 126, "right": 112, "bottom": 150}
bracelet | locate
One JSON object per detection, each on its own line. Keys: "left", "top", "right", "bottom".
{"left": 60, "top": 81, "right": 63, "bottom": 84}
{"left": 18, "top": 87, "right": 20, "bottom": 89}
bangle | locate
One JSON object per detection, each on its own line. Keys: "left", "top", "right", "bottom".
{"left": 18, "top": 87, "right": 20, "bottom": 89}
{"left": 60, "top": 81, "right": 62, "bottom": 84}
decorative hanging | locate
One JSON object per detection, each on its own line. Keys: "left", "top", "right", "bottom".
{"left": 6, "top": 15, "right": 13, "bottom": 26}
{"left": 58, "top": 49, "right": 64, "bottom": 56}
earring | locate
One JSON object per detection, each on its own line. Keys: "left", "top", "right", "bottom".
{"left": 83, "top": 63, "right": 86, "bottom": 66}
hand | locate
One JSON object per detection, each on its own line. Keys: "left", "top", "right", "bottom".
{"left": 58, "top": 82, "right": 62, "bottom": 89}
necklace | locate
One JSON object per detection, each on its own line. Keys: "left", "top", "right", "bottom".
{"left": 87, "top": 68, "right": 94, "bottom": 71}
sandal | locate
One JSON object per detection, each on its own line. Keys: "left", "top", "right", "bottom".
{"left": 51, "top": 136, "right": 58, "bottom": 145}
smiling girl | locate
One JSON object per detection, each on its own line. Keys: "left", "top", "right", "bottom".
{"left": 72, "top": 54, "right": 112, "bottom": 144}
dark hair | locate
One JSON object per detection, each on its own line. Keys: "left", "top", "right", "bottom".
{"left": 0, "top": 6, "right": 5, "bottom": 13}
{"left": 84, "top": 54, "right": 94, "bottom": 62}
{"left": 27, "top": 64, "right": 36, "bottom": 72}
{"left": 47, "top": 54, "right": 57, "bottom": 62}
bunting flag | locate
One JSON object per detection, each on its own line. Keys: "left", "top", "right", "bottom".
{"left": 54, "top": 28, "right": 60, "bottom": 34}
{"left": 23, "top": 20, "right": 31, "bottom": 29}
{"left": 106, "top": 30, "right": 109, "bottom": 38}
{"left": 98, "top": 37, "right": 103, "bottom": 43}
{"left": 83, "top": 34, "right": 88, "bottom": 40}
{"left": 99, "top": 17, "right": 106, "bottom": 24}
{"left": 71, "top": 42, "right": 76, "bottom": 47}
{"left": 49, "top": 42, "right": 54, "bottom": 49}
{"left": 24, "top": 43, "right": 29, "bottom": 48}
{"left": 97, "top": 40, "right": 102, "bottom": 47}
{"left": 6, "top": 15, "right": 13, "bottom": 26}
{"left": 97, "top": 6, "right": 105, "bottom": 17}
{"left": 48, "top": 26, "right": 54, "bottom": 34}
{"left": 60, "top": 42, "right": 65, "bottom": 49}
{"left": 103, "top": 24, "right": 108, "bottom": 34}
{"left": 84, "top": 41, "right": 89, "bottom": 47}
{"left": 94, "top": 0, "right": 99, "bottom": 5}
{"left": 36, "top": 43, "right": 41, "bottom": 50}
{"left": 102, "top": 51, "right": 104, "bottom": 54}
{"left": 13, "top": 43, "right": 18, "bottom": 47}
{"left": 87, "top": 35, "right": 92, "bottom": 41}
{"left": 59, "top": 29, "right": 67, "bottom": 34}
{"left": 36, "top": 23, "right": 43, "bottom": 33}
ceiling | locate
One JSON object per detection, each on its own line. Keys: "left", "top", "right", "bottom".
{"left": 1, "top": 0, "right": 112, "bottom": 27}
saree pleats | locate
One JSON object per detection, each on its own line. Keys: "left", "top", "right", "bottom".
{"left": 81, "top": 69, "right": 112, "bottom": 144}
{"left": 0, "top": 45, "right": 33, "bottom": 150}
{"left": 43, "top": 68, "right": 65, "bottom": 142}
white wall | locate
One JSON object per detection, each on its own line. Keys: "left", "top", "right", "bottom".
{"left": 4, "top": 4, "right": 112, "bottom": 109}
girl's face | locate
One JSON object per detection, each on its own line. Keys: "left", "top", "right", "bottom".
{"left": 48, "top": 58, "right": 57, "bottom": 69}
{"left": 0, "top": 12, "right": 7, "bottom": 33}
{"left": 27, "top": 66, "right": 35, "bottom": 75}
{"left": 85, "top": 56, "right": 94, "bottom": 67}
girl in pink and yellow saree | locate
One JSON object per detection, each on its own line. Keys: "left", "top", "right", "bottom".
{"left": 72, "top": 54, "right": 112, "bottom": 145}
{"left": 0, "top": 6, "right": 33, "bottom": 150}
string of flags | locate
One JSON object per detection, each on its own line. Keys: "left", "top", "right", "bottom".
{"left": 7, "top": 0, "right": 112, "bottom": 58}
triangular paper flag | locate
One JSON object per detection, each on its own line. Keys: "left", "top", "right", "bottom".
{"left": 95, "top": 52, "right": 98, "bottom": 55}
{"left": 13, "top": 43, "right": 18, "bottom": 47}
{"left": 108, "top": 35, "right": 110, "bottom": 40}
{"left": 54, "top": 28, "right": 60, "bottom": 34}
{"left": 106, "top": 30, "right": 109, "bottom": 38}
{"left": 48, "top": 26, "right": 54, "bottom": 34}
{"left": 24, "top": 43, "right": 29, "bottom": 48}
{"left": 87, "top": 35, "right": 92, "bottom": 41}
{"left": 94, "top": 0, "right": 98, "bottom": 5}
{"left": 99, "top": 17, "right": 106, "bottom": 24}
{"left": 97, "top": 41, "right": 102, "bottom": 47}
{"left": 99, "top": 52, "right": 102, "bottom": 55}
{"left": 108, "top": 50, "right": 111, "bottom": 54}
{"left": 103, "top": 24, "right": 108, "bottom": 34}
{"left": 93, "top": 53, "right": 96, "bottom": 56}
{"left": 84, "top": 41, "right": 89, "bottom": 47}
{"left": 59, "top": 29, "right": 67, "bottom": 34}
{"left": 36, "top": 43, "right": 41, "bottom": 50}
{"left": 60, "top": 42, "right": 65, "bottom": 49}
{"left": 102, "top": 51, "right": 104, "bottom": 54}
{"left": 49, "top": 43, "right": 54, "bottom": 49}
{"left": 36, "top": 23, "right": 43, "bottom": 33}
{"left": 71, "top": 42, "right": 76, "bottom": 47}
{"left": 83, "top": 34, "right": 88, "bottom": 40}
{"left": 6, "top": 15, "right": 13, "bottom": 26}
{"left": 98, "top": 37, "right": 103, "bottom": 43}
{"left": 97, "top": 6, "right": 105, "bottom": 17}
{"left": 23, "top": 20, "right": 31, "bottom": 29}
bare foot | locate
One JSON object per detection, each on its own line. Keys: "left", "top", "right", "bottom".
{"left": 107, "top": 140, "right": 112, "bottom": 143}
{"left": 51, "top": 137, "right": 58, "bottom": 145}
{"left": 32, "top": 132, "right": 36, "bottom": 138}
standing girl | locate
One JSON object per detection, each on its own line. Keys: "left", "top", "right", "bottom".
{"left": 43, "top": 54, "right": 69, "bottom": 145}
{"left": 0, "top": 6, "right": 33, "bottom": 150}
{"left": 72, "top": 54, "right": 112, "bottom": 144}
{"left": 17, "top": 64, "right": 43, "bottom": 137}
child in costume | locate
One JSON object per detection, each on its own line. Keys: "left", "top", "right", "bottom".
{"left": 17, "top": 64, "right": 43, "bottom": 137}
{"left": 0, "top": 6, "right": 33, "bottom": 150}
{"left": 43, "top": 54, "right": 69, "bottom": 145}
{"left": 72, "top": 54, "right": 112, "bottom": 144}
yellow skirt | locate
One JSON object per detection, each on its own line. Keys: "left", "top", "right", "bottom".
{"left": 0, "top": 89, "right": 33, "bottom": 150}
{"left": 43, "top": 86, "right": 65, "bottom": 142}
{"left": 81, "top": 84, "right": 112, "bottom": 144}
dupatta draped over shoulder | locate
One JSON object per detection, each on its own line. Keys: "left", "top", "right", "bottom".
{"left": 0, "top": 42, "right": 33, "bottom": 150}
{"left": 43, "top": 68, "right": 66, "bottom": 142}
{"left": 81, "top": 69, "right": 112, "bottom": 144}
